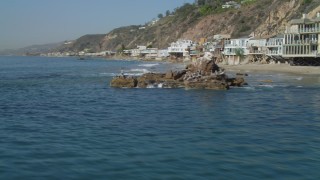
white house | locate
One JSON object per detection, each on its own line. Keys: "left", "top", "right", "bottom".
{"left": 266, "top": 35, "right": 284, "bottom": 56}
{"left": 222, "top": 1, "right": 241, "bottom": 9}
{"left": 157, "top": 49, "right": 169, "bottom": 58}
{"left": 149, "top": 19, "right": 159, "bottom": 26}
{"left": 130, "top": 46, "right": 147, "bottom": 57}
{"left": 247, "top": 37, "right": 267, "bottom": 55}
{"left": 168, "top": 39, "right": 196, "bottom": 58}
{"left": 283, "top": 13, "right": 320, "bottom": 58}
{"left": 223, "top": 37, "right": 250, "bottom": 64}
{"left": 141, "top": 48, "right": 159, "bottom": 59}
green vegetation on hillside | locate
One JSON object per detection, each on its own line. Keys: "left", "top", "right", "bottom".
{"left": 54, "top": 0, "right": 320, "bottom": 53}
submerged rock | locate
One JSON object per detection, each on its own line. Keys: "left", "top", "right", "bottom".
{"left": 110, "top": 59, "right": 247, "bottom": 90}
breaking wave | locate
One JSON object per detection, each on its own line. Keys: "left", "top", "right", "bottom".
{"left": 98, "top": 72, "right": 117, "bottom": 77}
{"left": 138, "top": 63, "right": 159, "bottom": 67}
{"left": 124, "top": 68, "right": 150, "bottom": 76}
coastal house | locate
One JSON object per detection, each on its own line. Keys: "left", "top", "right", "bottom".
{"left": 247, "top": 37, "right": 267, "bottom": 55}
{"left": 204, "top": 34, "right": 231, "bottom": 62}
{"left": 222, "top": 1, "right": 241, "bottom": 9}
{"left": 245, "top": 37, "right": 268, "bottom": 63}
{"left": 140, "top": 48, "right": 159, "bottom": 59}
{"left": 130, "top": 46, "right": 147, "bottom": 57}
{"left": 282, "top": 13, "right": 320, "bottom": 65}
{"left": 157, "top": 49, "right": 169, "bottom": 59}
{"left": 168, "top": 39, "right": 196, "bottom": 60}
{"left": 223, "top": 37, "right": 250, "bottom": 65}
{"left": 266, "top": 35, "right": 284, "bottom": 57}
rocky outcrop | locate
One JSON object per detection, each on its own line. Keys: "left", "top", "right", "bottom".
{"left": 110, "top": 58, "right": 247, "bottom": 90}
{"left": 110, "top": 76, "right": 137, "bottom": 88}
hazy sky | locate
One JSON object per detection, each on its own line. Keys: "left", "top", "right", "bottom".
{"left": 0, "top": 0, "right": 194, "bottom": 50}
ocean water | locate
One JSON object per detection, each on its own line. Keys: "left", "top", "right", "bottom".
{"left": 1, "top": 56, "right": 320, "bottom": 179}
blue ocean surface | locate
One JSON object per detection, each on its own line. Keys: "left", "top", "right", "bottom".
{"left": 0, "top": 56, "right": 320, "bottom": 179}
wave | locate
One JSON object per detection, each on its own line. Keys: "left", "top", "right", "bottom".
{"left": 258, "top": 84, "right": 275, "bottom": 88}
{"left": 98, "top": 73, "right": 117, "bottom": 77}
{"left": 122, "top": 68, "right": 150, "bottom": 76}
{"left": 146, "top": 83, "right": 165, "bottom": 89}
{"left": 138, "top": 63, "right": 159, "bottom": 67}
{"left": 242, "top": 86, "right": 256, "bottom": 90}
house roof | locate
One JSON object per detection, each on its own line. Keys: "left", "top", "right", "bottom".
{"left": 312, "top": 17, "right": 320, "bottom": 23}
{"left": 274, "top": 34, "right": 284, "bottom": 38}
{"left": 290, "top": 18, "right": 313, "bottom": 25}
{"left": 250, "top": 37, "right": 267, "bottom": 40}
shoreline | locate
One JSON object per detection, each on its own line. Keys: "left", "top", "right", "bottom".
{"left": 219, "top": 63, "right": 320, "bottom": 75}
{"left": 11, "top": 55, "right": 320, "bottom": 75}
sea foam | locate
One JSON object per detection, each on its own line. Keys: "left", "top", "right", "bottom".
{"left": 138, "top": 63, "right": 159, "bottom": 67}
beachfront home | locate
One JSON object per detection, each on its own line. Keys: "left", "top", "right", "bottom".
{"left": 266, "top": 35, "right": 284, "bottom": 57}
{"left": 168, "top": 39, "right": 196, "bottom": 60}
{"left": 130, "top": 46, "right": 147, "bottom": 57}
{"left": 223, "top": 37, "right": 250, "bottom": 64}
{"left": 282, "top": 13, "right": 320, "bottom": 65}
{"left": 202, "top": 34, "right": 231, "bottom": 62}
{"left": 140, "top": 48, "right": 159, "bottom": 59}
{"left": 157, "top": 49, "right": 169, "bottom": 59}
{"left": 247, "top": 37, "right": 267, "bottom": 55}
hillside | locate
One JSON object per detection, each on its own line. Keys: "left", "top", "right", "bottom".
{"left": 55, "top": 34, "right": 106, "bottom": 53}
{"left": 55, "top": 0, "right": 320, "bottom": 53}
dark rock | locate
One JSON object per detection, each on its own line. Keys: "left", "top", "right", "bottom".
{"left": 236, "top": 73, "right": 248, "bottom": 76}
{"left": 185, "top": 78, "right": 229, "bottom": 90}
{"left": 173, "top": 70, "right": 186, "bottom": 80}
{"left": 227, "top": 77, "right": 246, "bottom": 87}
{"left": 110, "top": 76, "right": 137, "bottom": 88}
{"left": 137, "top": 73, "right": 167, "bottom": 88}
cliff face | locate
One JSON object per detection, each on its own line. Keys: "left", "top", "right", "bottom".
{"left": 100, "top": 4, "right": 200, "bottom": 50}
{"left": 56, "top": 0, "right": 320, "bottom": 53}
{"left": 182, "top": 0, "right": 320, "bottom": 39}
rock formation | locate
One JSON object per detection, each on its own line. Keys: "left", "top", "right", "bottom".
{"left": 110, "top": 57, "right": 247, "bottom": 90}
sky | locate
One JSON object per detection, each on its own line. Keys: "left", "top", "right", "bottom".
{"left": 0, "top": 0, "right": 194, "bottom": 50}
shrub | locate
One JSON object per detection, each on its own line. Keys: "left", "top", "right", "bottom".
{"left": 303, "top": 0, "right": 312, "bottom": 4}
{"left": 199, "top": 5, "right": 213, "bottom": 16}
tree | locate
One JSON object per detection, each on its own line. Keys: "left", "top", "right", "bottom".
{"left": 166, "top": 10, "right": 170, "bottom": 16}
{"left": 158, "top": 13, "right": 163, "bottom": 19}
{"left": 118, "top": 44, "right": 126, "bottom": 53}
{"left": 197, "top": 0, "right": 206, "bottom": 6}
{"left": 235, "top": 48, "right": 245, "bottom": 62}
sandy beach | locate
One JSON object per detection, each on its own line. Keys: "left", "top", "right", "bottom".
{"left": 219, "top": 63, "right": 320, "bottom": 75}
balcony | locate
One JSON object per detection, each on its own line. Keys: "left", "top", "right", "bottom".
{"left": 286, "top": 28, "right": 320, "bottom": 34}
{"left": 224, "top": 44, "right": 247, "bottom": 48}
{"left": 284, "top": 39, "right": 318, "bottom": 45}
{"left": 266, "top": 42, "right": 283, "bottom": 47}
{"left": 299, "top": 28, "right": 320, "bottom": 34}
{"left": 266, "top": 50, "right": 281, "bottom": 56}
